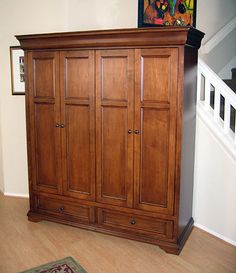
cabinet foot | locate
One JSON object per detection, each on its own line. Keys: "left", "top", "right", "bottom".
{"left": 27, "top": 211, "right": 43, "bottom": 223}
{"left": 159, "top": 218, "right": 194, "bottom": 254}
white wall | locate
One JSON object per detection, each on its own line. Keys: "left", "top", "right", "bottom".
{"left": 197, "top": 0, "right": 236, "bottom": 44}
{"left": 193, "top": 115, "right": 236, "bottom": 245}
{"left": 200, "top": 28, "right": 236, "bottom": 75}
{"left": 67, "top": 0, "right": 137, "bottom": 31}
{"left": 197, "top": 0, "right": 236, "bottom": 75}
{"left": 0, "top": 109, "right": 4, "bottom": 193}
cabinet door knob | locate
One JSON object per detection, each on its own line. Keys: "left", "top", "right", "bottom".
{"left": 128, "top": 129, "right": 133, "bottom": 134}
{"left": 56, "top": 124, "right": 60, "bottom": 128}
{"left": 130, "top": 218, "right": 136, "bottom": 225}
{"left": 59, "top": 207, "right": 64, "bottom": 212}
{"left": 60, "top": 124, "right": 65, "bottom": 128}
{"left": 134, "top": 130, "right": 140, "bottom": 134}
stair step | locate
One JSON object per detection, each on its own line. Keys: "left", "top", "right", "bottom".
{"left": 232, "top": 68, "right": 236, "bottom": 80}
{"left": 223, "top": 79, "right": 236, "bottom": 93}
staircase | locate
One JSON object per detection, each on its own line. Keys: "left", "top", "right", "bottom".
{"left": 194, "top": 59, "right": 236, "bottom": 246}
{"left": 197, "top": 59, "right": 236, "bottom": 157}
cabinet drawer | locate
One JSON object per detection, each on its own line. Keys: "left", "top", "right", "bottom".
{"left": 98, "top": 209, "right": 173, "bottom": 239}
{"left": 35, "top": 196, "right": 95, "bottom": 223}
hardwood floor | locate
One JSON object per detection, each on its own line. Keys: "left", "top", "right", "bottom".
{"left": 0, "top": 195, "right": 235, "bottom": 273}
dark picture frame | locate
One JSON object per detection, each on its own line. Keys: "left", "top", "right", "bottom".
{"left": 10, "top": 46, "right": 25, "bottom": 95}
{"left": 138, "top": 0, "right": 197, "bottom": 28}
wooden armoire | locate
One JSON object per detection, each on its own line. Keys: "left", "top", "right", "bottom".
{"left": 17, "top": 27, "right": 204, "bottom": 254}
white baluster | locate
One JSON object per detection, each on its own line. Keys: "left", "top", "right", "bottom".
{"left": 214, "top": 88, "right": 221, "bottom": 123}
{"left": 234, "top": 122, "right": 236, "bottom": 145}
{"left": 224, "top": 100, "right": 231, "bottom": 134}
{"left": 205, "top": 77, "right": 211, "bottom": 111}
{"left": 235, "top": 121, "right": 236, "bottom": 144}
{"left": 234, "top": 107, "right": 236, "bottom": 144}
{"left": 197, "top": 71, "right": 201, "bottom": 102}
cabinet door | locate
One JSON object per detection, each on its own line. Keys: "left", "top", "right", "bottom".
{"left": 60, "top": 50, "right": 96, "bottom": 200}
{"left": 27, "top": 51, "right": 62, "bottom": 194}
{"left": 134, "top": 48, "right": 178, "bottom": 215}
{"left": 96, "top": 50, "right": 134, "bottom": 207}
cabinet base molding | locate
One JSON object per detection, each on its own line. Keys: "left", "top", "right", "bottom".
{"left": 27, "top": 210, "right": 194, "bottom": 255}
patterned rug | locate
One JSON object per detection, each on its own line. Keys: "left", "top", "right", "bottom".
{"left": 20, "top": 257, "right": 87, "bottom": 273}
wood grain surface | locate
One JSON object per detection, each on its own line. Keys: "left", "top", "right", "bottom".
{"left": 0, "top": 195, "right": 235, "bottom": 273}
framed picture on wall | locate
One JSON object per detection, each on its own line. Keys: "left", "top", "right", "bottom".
{"left": 138, "top": 0, "right": 197, "bottom": 27}
{"left": 10, "top": 46, "right": 25, "bottom": 95}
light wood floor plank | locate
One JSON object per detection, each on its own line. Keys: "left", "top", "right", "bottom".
{"left": 0, "top": 195, "right": 235, "bottom": 273}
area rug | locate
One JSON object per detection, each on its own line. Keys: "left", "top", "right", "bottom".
{"left": 20, "top": 256, "right": 87, "bottom": 273}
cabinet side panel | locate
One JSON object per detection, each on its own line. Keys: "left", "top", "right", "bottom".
{"left": 178, "top": 46, "right": 198, "bottom": 236}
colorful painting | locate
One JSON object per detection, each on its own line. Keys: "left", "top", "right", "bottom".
{"left": 138, "top": 0, "right": 196, "bottom": 27}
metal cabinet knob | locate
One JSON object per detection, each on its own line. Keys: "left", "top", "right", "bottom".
{"left": 130, "top": 218, "right": 136, "bottom": 225}
{"left": 56, "top": 124, "right": 65, "bottom": 128}
{"left": 128, "top": 129, "right": 133, "bottom": 134}
{"left": 134, "top": 130, "right": 140, "bottom": 134}
{"left": 59, "top": 207, "right": 64, "bottom": 212}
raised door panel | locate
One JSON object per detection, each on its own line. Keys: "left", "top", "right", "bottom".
{"left": 134, "top": 48, "right": 178, "bottom": 215}
{"left": 140, "top": 109, "right": 170, "bottom": 206}
{"left": 141, "top": 54, "right": 171, "bottom": 102}
{"left": 101, "top": 107, "right": 128, "bottom": 200}
{"left": 34, "top": 104, "right": 58, "bottom": 188}
{"left": 96, "top": 50, "right": 134, "bottom": 207}
{"left": 27, "top": 51, "right": 62, "bottom": 194}
{"left": 33, "top": 58, "right": 55, "bottom": 98}
{"left": 60, "top": 51, "right": 95, "bottom": 200}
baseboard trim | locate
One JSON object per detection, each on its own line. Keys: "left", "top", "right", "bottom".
{"left": 194, "top": 223, "right": 236, "bottom": 247}
{"left": 3, "top": 192, "right": 29, "bottom": 198}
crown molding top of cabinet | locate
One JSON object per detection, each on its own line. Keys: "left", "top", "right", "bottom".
{"left": 16, "top": 27, "right": 204, "bottom": 50}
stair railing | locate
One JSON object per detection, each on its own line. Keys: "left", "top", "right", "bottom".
{"left": 197, "top": 59, "right": 236, "bottom": 157}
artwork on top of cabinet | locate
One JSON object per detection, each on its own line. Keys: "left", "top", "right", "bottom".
{"left": 138, "top": 0, "right": 196, "bottom": 27}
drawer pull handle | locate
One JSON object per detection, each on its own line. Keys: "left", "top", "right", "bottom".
{"left": 130, "top": 218, "right": 136, "bottom": 225}
{"left": 59, "top": 207, "right": 64, "bottom": 212}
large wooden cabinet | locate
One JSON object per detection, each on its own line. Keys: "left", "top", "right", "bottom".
{"left": 17, "top": 27, "right": 204, "bottom": 254}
